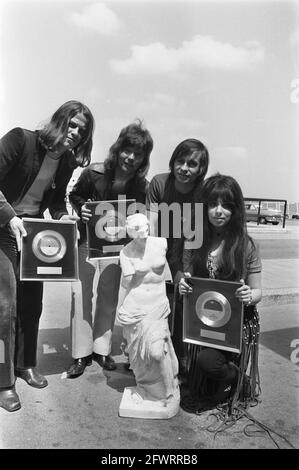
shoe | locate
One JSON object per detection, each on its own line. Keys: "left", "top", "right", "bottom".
{"left": 15, "top": 368, "right": 48, "bottom": 389}
{"left": 67, "top": 355, "right": 92, "bottom": 378}
{"left": 0, "top": 387, "right": 21, "bottom": 412}
{"left": 93, "top": 353, "right": 116, "bottom": 371}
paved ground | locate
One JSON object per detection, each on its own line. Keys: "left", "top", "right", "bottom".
{"left": 0, "top": 222, "right": 298, "bottom": 451}
{"left": 0, "top": 297, "right": 298, "bottom": 451}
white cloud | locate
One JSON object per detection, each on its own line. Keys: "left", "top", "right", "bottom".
{"left": 111, "top": 43, "right": 178, "bottom": 75}
{"left": 110, "top": 35, "right": 264, "bottom": 75}
{"left": 70, "top": 3, "right": 121, "bottom": 36}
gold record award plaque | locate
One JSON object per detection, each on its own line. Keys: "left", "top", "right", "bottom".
{"left": 183, "top": 277, "right": 243, "bottom": 353}
{"left": 20, "top": 218, "right": 79, "bottom": 281}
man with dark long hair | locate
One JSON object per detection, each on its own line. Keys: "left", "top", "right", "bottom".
{"left": 0, "top": 100, "right": 94, "bottom": 411}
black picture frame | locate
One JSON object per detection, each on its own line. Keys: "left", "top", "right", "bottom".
{"left": 20, "top": 218, "right": 79, "bottom": 281}
{"left": 183, "top": 277, "right": 244, "bottom": 353}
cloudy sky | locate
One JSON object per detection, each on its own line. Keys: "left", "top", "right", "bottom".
{"left": 0, "top": 0, "right": 298, "bottom": 202}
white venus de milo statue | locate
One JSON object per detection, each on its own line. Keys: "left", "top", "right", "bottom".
{"left": 116, "top": 213, "right": 180, "bottom": 419}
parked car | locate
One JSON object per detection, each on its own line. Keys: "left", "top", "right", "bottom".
{"left": 245, "top": 203, "right": 281, "bottom": 225}
{"left": 292, "top": 214, "right": 299, "bottom": 219}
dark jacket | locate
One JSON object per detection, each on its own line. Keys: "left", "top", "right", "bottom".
{"left": 0, "top": 127, "right": 78, "bottom": 226}
{"left": 69, "top": 162, "right": 148, "bottom": 242}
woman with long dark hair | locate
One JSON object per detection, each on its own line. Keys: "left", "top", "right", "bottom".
{"left": 179, "top": 173, "right": 262, "bottom": 416}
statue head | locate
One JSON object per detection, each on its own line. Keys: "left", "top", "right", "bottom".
{"left": 126, "top": 213, "right": 149, "bottom": 239}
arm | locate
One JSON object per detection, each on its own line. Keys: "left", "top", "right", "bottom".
{"left": 235, "top": 239, "right": 262, "bottom": 306}
{"left": 178, "top": 247, "right": 196, "bottom": 294}
{"left": 8, "top": 216, "right": 27, "bottom": 251}
{"left": 0, "top": 128, "right": 25, "bottom": 182}
{"left": 51, "top": 171, "right": 80, "bottom": 222}
{"left": 178, "top": 273, "right": 193, "bottom": 295}
{"left": 117, "top": 249, "right": 135, "bottom": 309}
{"left": 120, "top": 273, "right": 134, "bottom": 290}
{"left": 48, "top": 182, "right": 70, "bottom": 220}
{"left": 0, "top": 128, "right": 24, "bottom": 226}
{"left": 247, "top": 271, "right": 262, "bottom": 304}
{"left": 0, "top": 129, "right": 27, "bottom": 244}
{"left": 0, "top": 190, "right": 16, "bottom": 227}
{"left": 182, "top": 247, "right": 194, "bottom": 274}
{"left": 235, "top": 272, "right": 262, "bottom": 306}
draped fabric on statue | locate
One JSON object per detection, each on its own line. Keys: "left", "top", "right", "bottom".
{"left": 119, "top": 300, "right": 169, "bottom": 362}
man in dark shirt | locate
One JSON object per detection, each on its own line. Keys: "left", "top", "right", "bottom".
{"left": 146, "top": 138, "right": 209, "bottom": 377}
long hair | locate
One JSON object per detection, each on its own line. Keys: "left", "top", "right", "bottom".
{"left": 38, "top": 100, "right": 94, "bottom": 167}
{"left": 169, "top": 138, "right": 209, "bottom": 185}
{"left": 104, "top": 119, "right": 153, "bottom": 182}
{"left": 193, "top": 173, "right": 251, "bottom": 280}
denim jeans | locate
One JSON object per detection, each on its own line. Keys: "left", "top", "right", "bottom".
{"left": 0, "top": 225, "right": 43, "bottom": 388}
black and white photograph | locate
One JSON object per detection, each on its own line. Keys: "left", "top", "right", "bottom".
{"left": 0, "top": 0, "right": 298, "bottom": 455}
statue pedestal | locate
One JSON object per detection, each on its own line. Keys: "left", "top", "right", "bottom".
{"left": 119, "top": 386, "right": 180, "bottom": 419}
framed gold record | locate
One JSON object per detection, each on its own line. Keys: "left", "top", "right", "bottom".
{"left": 86, "top": 199, "right": 136, "bottom": 259}
{"left": 20, "top": 218, "right": 79, "bottom": 281}
{"left": 183, "top": 277, "right": 243, "bottom": 353}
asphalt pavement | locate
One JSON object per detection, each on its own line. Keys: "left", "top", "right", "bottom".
{"left": 0, "top": 222, "right": 298, "bottom": 451}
